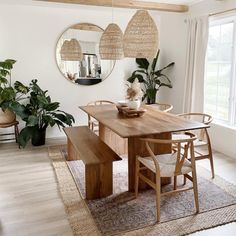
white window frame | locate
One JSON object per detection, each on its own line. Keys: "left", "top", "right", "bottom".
{"left": 205, "top": 16, "right": 236, "bottom": 127}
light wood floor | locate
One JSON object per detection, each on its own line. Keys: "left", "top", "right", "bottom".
{"left": 0, "top": 139, "right": 236, "bottom": 236}
{"left": 0, "top": 138, "right": 73, "bottom": 236}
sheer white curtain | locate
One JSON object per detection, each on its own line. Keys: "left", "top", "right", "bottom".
{"left": 183, "top": 16, "right": 209, "bottom": 113}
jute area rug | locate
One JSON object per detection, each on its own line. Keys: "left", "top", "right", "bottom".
{"left": 48, "top": 145, "right": 236, "bottom": 236}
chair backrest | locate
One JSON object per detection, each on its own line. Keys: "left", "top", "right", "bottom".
{"left": 141, "top": 134, "right": 196, "bottom": 176}
{"left": 177, "top": 113, "right": 213, "bottom": 141}
{"left": 177, "top": 113, "right": 213, "bottom": 125}
{"left": 150, "top": 103, "right": 173, "bottom": 113}
{"left": 87, "top": 100, "right": 115, "bottom": 106}
{"left": 87, "top": 100, "right": 115, "bottom": 129}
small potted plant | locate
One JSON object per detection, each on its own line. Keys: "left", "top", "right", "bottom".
{"left": 11, "top": 79, "right": 75, "bottom": 147}
{"left": 126, "top": 78, "right": 143, "bottom": 110}
{"left": 0, "top": 59, "right": 29, "bottom": 124}
{"left": 127, "top": 50, "right": 175, "bottom": 104}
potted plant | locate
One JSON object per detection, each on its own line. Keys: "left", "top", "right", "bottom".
{"left": 0, "top": 59, "right": 29, "bottom": 124}
{"left": 11, "top": 79, "right": 75, "bottom": 147}
{"left": 126, "top": 78, "right": 143, "bottom": 109}
{"left": 127, "top": 50, "right": 175, "bottom": 104}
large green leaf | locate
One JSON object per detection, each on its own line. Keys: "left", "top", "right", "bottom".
{"left": 156, "top": 62, "right": 175, "bottom": 74}
{"left": 154, "top": 63, "right": 175, "bottom": 79}
{"left": 0, "top": 77, "right": 8, "bottom": 84}
{"left": 153, "top": 70, "right": 161, "bottom": 77}
{"left": 0, "top": 69, "right": 10, "bottom": 77}
{"left": 0, "top": 102, "right": 10, "bottom": 111}
{"left": 42, "top": 115, "right": 56, "bottom": 127}
{"left": 37, "top": 95, "right": 49, "bottom": 106}
{"left": 54, "top": 112, "right": 74, "bottom": 126}
{"left": 1, "top": 87, "right": 15, "bottom": 101}
{"left": 63, "top": 111, "right": 75, "bottom": 123}
{"left": 14, "top": 81, "right": 29, "bottom": 94}
{"left": 158, "top": 82, "right": 173, "bottom": 88}
{"left": 29, "top": 92, "right": 38, "bottom": 106}
{"left": 133, "top": 70, "right": 148, "bottom": 75}
{"left": 43, "top": 102, "right": 60, "bottom": 111}
{"left": 151, "top": 50, "right": 160, "bottom": 72}
{"left": 9, "top": 102, "right": 29, "bottom": 120}
{"left": 127, "top": 74, "right": 145, "bottom": 83}
{"left": 46, "top": 95, "right": 51, "bottom": 103}
{"left": 18, "top": 126, "right": 34, "bottom": 148}
{"left": 4, "top": 59, "right": 16, "bottom": 69}
{"left": 26, "top": 115, "right": 38, "bottom": 127}
{"left": 0, "top": 59, "right": 16, "bottom": 70}
{"left": 136, "top": 58, "right": 149, "bottom": 70}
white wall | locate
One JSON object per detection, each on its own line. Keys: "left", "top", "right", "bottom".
{"left": 0, "top": 0, "right": 137, "bottom": 138}
{"left": 0, "top": 0, "right": 185, "bottom": 140}
{"left": 188, "top": 0, "right": 236, "bottom": 158}
{"left": 158, "top": 13, "right": 187, "bottom": 113}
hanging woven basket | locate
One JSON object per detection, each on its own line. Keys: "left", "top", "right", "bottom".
{"left": 99, "top": 23, "right": 124, "bottom": 60}
{"left": 60, "top": 38, "right": 83, "bottom": 61}
{"left": 123, "top": 10, "right": 159, "bottom": 59}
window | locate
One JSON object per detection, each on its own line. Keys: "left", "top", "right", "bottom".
{"left": 204, "top": 16, "right": 236, "bottom": 126}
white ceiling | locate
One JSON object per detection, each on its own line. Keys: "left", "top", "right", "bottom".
{"left": 141, "top": 0, "right": 204, "bottom": 5}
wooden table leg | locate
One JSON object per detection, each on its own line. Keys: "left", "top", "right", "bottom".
{"left": 98, "top": 123, "right": 172, "bottom": 192}
{"left": 128, "top": 133, "right": 172, "bottom": 192}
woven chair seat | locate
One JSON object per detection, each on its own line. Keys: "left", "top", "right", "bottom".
{"left": 138, "top": 153, "right": 192, "bottom": 177}
{"left": 172, "top": 134, "right": 207, "bottom": 146}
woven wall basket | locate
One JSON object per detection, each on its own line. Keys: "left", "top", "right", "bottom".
{"left": 99, "top": 23, "right": 124, "bottom": 60}
{"left": 123, "top": 10, "right": 159, "bottom": 59}
{"left": 60, "top": 38, "right": 83, "bottom": 61}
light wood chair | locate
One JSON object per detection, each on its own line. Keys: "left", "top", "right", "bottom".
{"left": 173, "top": 113, "right": 214, "bottom": 179}
{"left": 87, "top": 100, "right": 115, "bottom": 132}
{"left": 135, "top": 134, "right": 199, "bottom": 222}
{"left": 150, "top": 102, "right": 173, "bottom": 112}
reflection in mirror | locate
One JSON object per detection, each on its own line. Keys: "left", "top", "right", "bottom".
{"left": 56, "top": 23, "right": 115, "bottom": 86}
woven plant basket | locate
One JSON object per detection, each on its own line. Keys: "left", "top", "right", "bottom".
{"left": 60, "top": 38, "right": 83, "bottom": 61}
{"left": 123, "top": 10, "right": 159, "bottom": 59}
{"left": 99, "top": 23, "right": 124, "bottom": 60}
{"left": 0, "top": 109, "right": 16, "bottom": 124}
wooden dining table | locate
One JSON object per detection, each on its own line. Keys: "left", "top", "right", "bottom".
{"left": 80, "top": 104, "right": 209, "bottom": 192}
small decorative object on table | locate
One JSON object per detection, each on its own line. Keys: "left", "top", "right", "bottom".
{"left": 116, "top": 105, "right": 146, "bottom": 117}
{"left": 116, "top": 79, "right": 146, "bottom": 117}
{"left": 126, "top": 78, "right": 143, "bottom": 109}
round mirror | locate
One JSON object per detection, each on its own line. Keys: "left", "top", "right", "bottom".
{"left": 56, "top": 23, "right": 115, "bottom": 86}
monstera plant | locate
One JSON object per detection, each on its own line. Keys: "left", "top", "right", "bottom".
{"left": 127, "top": 50, "right": 175, "bottom": 104}
{"left": 11, "top": 79, "right": 75, "bottom": 147}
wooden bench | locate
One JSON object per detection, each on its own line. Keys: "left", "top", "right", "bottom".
{"left": 63, "top": 126, "right": 121, "bottom": 200}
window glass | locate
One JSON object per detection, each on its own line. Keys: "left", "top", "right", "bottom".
{"left": 204, "top": 20, "right": 235, "bottom": 124}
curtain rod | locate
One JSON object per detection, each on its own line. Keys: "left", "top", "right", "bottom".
{"left": 184, "top": 8, "right": 236, "bottom": 23}
{"left": 209, "top": 8, "right": 236, "bottom": 17}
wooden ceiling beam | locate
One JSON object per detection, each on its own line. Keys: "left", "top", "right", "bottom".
{"left": 36, "top": 0, "right": 189, "bottom": 13}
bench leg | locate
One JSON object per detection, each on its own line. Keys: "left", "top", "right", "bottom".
{"left": 85, "top": 162, "right": 112, "bottom": 200}
{"left": 67, "top": 138, "right": 78, "bottom": 161}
